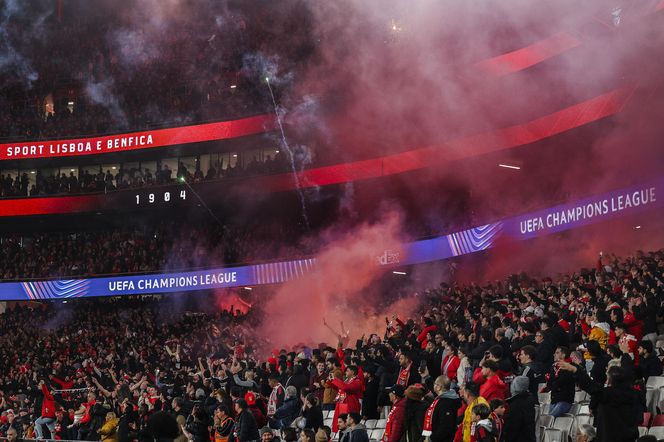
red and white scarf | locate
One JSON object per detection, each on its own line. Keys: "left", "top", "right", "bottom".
{"left": 382, "top": 399, "right": 403, "bottom": 442}
{"left": 335, "top": 376, "right": 357, "bottom": 403}
{"left": 422, "top": 397, "right": 440, "bottom": 436}
{"left": 396, "top": 363, "right": 411, "bottom": 387}
{"left": 267, "top": 383, "right": 284, "bottom": 416}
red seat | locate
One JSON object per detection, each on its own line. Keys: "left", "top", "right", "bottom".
{"left": 643, "top": 412, "right": 653, "bottom": 427}
{"left": 651, "top": 414, "right": 664, "bottom": 427}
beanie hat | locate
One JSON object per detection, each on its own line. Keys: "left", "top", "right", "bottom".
{"left": 244, "top": 391, "right": 256, "bottom": 406}
{"left": 510, "top": 376, "right": 529, "bottom": 396}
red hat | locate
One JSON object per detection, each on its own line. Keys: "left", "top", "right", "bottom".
{"left": 244, "top": 391, "right": 256, "bottom": 406}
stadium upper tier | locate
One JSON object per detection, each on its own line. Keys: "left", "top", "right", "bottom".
{"left": 0, "top": 84, "right": 635, "bottom": 213}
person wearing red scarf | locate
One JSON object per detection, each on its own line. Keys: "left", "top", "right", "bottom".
{"left": 267, "top": 374, "right": 285, "bottom": 418}
{"left": 329, "top": 365, "right": 363, "bottom": 432}
{"left": 382, "top": 385, "right": 406, "bottom": 442}
{"left": 423, "top": 376, "right": 461, "bottom": 442}
{"left": 396, "top": 351, "right": 421, "bottom": 388}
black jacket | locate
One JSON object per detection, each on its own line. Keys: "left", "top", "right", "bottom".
{"left": 230, "top": 409, "right": 260, "bottom": 442}
{"left": 535, "top": 331, "right": 556, "bottom": 365}
{"left": 302, "top": 404, "right": 323, "bottom": 431}
{"left": 426, "top": 394, "right": 461, "bottom": 442}
{"left": 503, "top": 392, "right": 536, "bottom": 442}
{"left": 511, "top": 335, "right": 536, "bottom": 354}
{"left": 546, "top": 366, "right": 575, "bottom": 405}
{"left": 285, "top": 368, "right": 309, "bottom": 395}
{"left": 639, "top": 353, "right": 662, "bottom": 379}
{"left": 403, "top": 397, "right": 431, "bottom": 442}
{"left": 590, "top": 354, "right": 610, "bottom": 385}
{"left": 348, "top": 424, "right": 370, "bottom": 442}
{"left": 550, "top": 324, "right": 569, "bottom": 349}
{"left": 575, "top": 368, "right": 639, "bottom": 442}
{"left": 520, "top": 362, "right": 544, "bottom": 400}
{"left": 271, "top": 397, "right": 300, "bottom": 429}
{"left": 361, "top": 377, "right": 380, "bottom": 420}
{"left": 185, "top": 419, "right": 210, "bottom": 442}
{"left": 469, "top": 341, "right": 492, "bottom": 364}
{"left": 423, "top": 348, "right": 443, "bottom": 380}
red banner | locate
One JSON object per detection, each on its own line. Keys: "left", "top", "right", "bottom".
{"left": 0, "top": 114, "right": 274, "bottom": 160}
{"left": 256, "top": 86, "right": 634, "bottom": 192}
{"left": 474, "top": 32, "right": 581, "bottom": 77}
{"left": 0, "top": 195, "right": 101, "bottom": 217}
{"left": 0, "top": 86, "right": 634, "bottom": 217}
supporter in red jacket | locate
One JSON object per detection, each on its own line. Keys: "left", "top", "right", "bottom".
{"left": 615, "top": 323, "right": 639, "bottom": 364}
{"left": 472, "top": 361, "right": 507, "bottom": 403}
{"left": 34, "top": 380, "right": 57, "bottom": 440}
{"left": 417, "top": 317, "right": 438, "bottom": 349}
{"left": 382, "top": 385, "right": 406, "bottom": 442}
{"left": 330, "top": 365, "right": 363, "bottom": 432}
{"left": 623, "top": 304, "right": 644, "bottom": 341}
{"left": 441, "top": 345, "right": 461, "bottom": 383}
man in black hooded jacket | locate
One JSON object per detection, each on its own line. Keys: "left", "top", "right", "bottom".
{"left": 503, "top": 376, "right": 536, "bottom": 442}
{"left": 422, "top": 376, "right": 461, "bottom": 442}
{"left": 557, "top": 362, "right": 639, "bottom": 442}
{"left": 230, "top": 399, "right": 260, "bottom": 442}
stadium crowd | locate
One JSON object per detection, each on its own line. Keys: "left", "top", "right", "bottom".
{"left": 0, "top": 154, "right": 293, "bottom": 199}
{"left": 0, "top": 249, "right": 661, "bottom": 442}
{"left": 0, "top": 221, "right": 309, "bottom": 281}
{"left": 0, "top": 0, "right": 312, "bottom": 143}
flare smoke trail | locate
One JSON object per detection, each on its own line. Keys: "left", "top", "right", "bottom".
{"left": 265, "top": 77, "right": 311, "bottom": 229}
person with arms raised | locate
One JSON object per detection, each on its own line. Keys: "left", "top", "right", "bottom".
{"left": 556, "top": 362, "right": 639, "bottom": 442}
{"left": 34, "top": 380, "right": 56, "bottom": 440}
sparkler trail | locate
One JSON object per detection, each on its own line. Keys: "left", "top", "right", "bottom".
{"left": 265, "top": 76, "right": 311, "bottom": 230}
{"left": 181, "top": 179, "right": 224, "bottom": 228}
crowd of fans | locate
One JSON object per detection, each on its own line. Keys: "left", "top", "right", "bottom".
{"left": 0, "top": 249, "right": 661, "bottom": 442}
{"left": 0, "top": 221, "right": 309, "bottom": 281}
{"left": 0, "top": 0, "right": 308, "bottom": 142}
{"left": 0, "top": 0, "right": 317, "bottom": 142}
{"left": 0, "top": 153, "right": 293, "bottom": 199}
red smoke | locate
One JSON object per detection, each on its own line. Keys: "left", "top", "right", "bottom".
{"left": 255, "top": 212, "right": 422, "bottom": 348}
{"left": 213, "top": 289, "right": 253, "bottom": 315}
